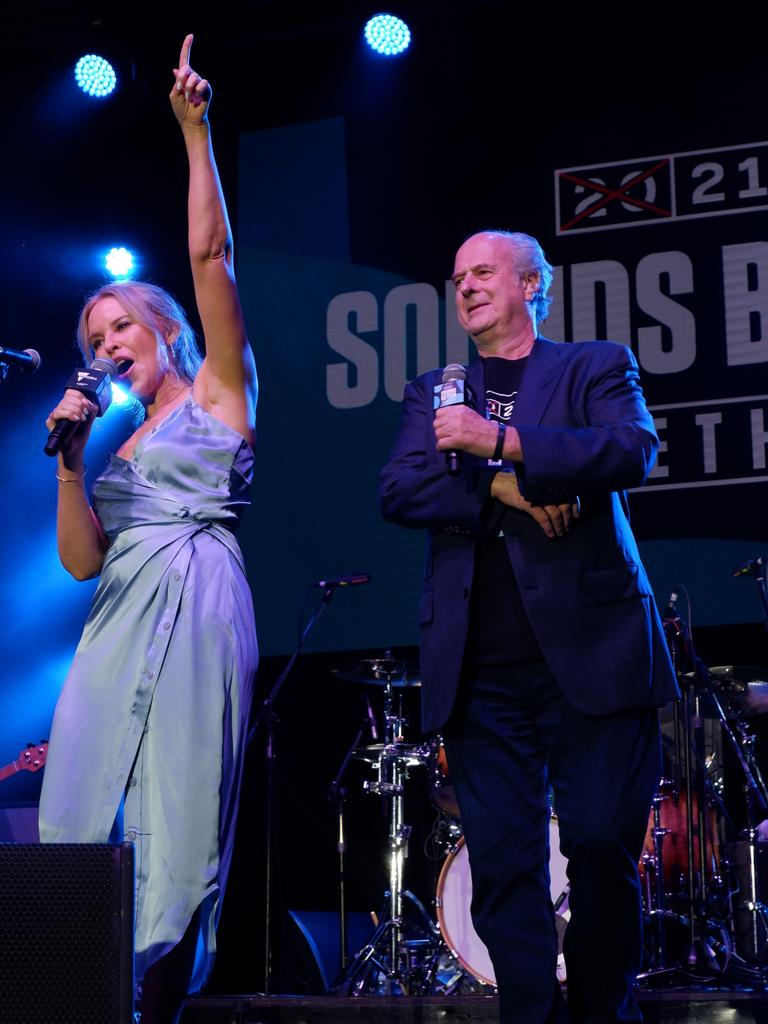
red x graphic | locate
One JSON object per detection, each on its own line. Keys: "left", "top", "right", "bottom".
{"left": 559, "top": 159, "right": 671, "bottom": 231}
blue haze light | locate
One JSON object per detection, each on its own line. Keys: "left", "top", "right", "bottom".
{"left": 364, "top": 14, "right": 411, "bottom": 56}
{"left": 74, "top": 54, "right": 117, "bottom": 97}
{"left": 105, "top": 246, "right": 134, "bottom": 277}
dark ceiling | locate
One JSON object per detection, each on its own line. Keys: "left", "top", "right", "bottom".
{"left": 1, "top": 2, "right": 765, "bottom": 383}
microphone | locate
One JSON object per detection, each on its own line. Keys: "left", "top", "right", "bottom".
{"left": 365, "top": 694, "right": 379, "bottom": 742}
{"left": 434, "top": 363, "right": 469, "bottom": 476}
{"left": 0, "top": 346, "right": 41, "bottom": 371}
{"left": 44, "top": 357, "right": 118, "bottom": 457}
{"left": 733, "top": 556, "right": 766, "bottom": 578}
{"left": 663, "top": 585, "right": 681, "bottom": 619}
{"left": 315, "top": 573, "right": 371, "bottom": 589}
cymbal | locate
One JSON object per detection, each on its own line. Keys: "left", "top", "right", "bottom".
{"left": 708, "top": 665, "right": 768, "bottom": 716}
{"left": 332, "top": 657, "right": 421, "bottom": 687}
{"left": 353, "top": 742, "right": 430, "bottom": 767}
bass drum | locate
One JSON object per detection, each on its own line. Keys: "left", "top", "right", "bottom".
{"left": 435, "top": 817, "right": 569, "bottom": 987}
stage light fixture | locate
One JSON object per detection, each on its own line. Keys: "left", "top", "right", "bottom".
{"left": 364, "top": 13, "right": 411, "bottom": 56}
{"left": 74, "top": 54, "right": 117, "bottom": 97}
{"left": 105, "top": 247, "right": 134, "bottom": 278}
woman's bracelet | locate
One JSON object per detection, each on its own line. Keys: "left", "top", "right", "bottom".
{"left": 56, "top": 466, "right": 86, "bottom": 483}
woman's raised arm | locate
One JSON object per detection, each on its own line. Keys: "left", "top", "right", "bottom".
{"left": 170, "top": 34, "right": 257, "bottom": 442}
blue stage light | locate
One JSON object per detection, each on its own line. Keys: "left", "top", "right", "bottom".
{"left": 74, "top": 54, "right": 117, "bottom": 97}
{"left": 105, "top": 247, "right": 134, "bottom": 278}
{"left": 364, "top": 14, "right": 411, "bottom": 56}
{"left": 110, "top": 383, "right": 131, "bottom": 405}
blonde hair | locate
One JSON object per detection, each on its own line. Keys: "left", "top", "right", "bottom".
{"left": 76, "top": 280, "right": 202, "bottom": 381}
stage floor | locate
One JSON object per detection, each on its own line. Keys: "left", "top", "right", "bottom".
{"left": 180, "top": 989, "right": 768, "bottom": 1023}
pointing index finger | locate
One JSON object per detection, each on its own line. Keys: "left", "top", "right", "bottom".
{"left": 179, "top": 33, "right": 193, "bottom": 70}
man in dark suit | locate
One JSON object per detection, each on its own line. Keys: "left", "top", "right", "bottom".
{"left": 379, "top": 230, "right": 678, "bottom": 1023}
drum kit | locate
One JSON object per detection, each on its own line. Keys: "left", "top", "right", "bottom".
{"left": 323, "top": 645, "right": 768, "bottom": 997}
{"left": 637, "top": 646, "right": 768, "bottom": 987}
{"left": 327, "top": 654, "right": 570, "bottom": 997}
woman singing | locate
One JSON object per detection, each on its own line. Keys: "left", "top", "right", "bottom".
{"left": 39, "top": 35, "right": 258, "bottom": 1024}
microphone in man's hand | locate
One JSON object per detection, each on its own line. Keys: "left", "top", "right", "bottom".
{"left": 0, "top": 346, "right": 41, "bottom": 372}
{"left": 44, "top": 357, "right": 118, "bottom": 457}
{"left": 434, "top": 363, "right": 469, "bottom": 476}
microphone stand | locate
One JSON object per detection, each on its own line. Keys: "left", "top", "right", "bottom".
{"left": 246, "top": 585, "right": 338, "bottom": 995}
{"left": 732, "top": 555, "right": 768, "bottom": 629}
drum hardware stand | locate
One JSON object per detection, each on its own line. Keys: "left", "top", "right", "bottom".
{"left": 327, "top": 696, "right": 381, "bottom": 977}
{"left": 728, "top": 554, "right": 768, "bottom": 968}
{"left": 639, "top": 611, "right": 731, "bottom": 984}
{"left": 333, "top": 673, "right": 440, "bottom": 996}
{"left": 643, "top": 644, "right": 768, "bottom": 985}
{"left": 734, "top": 786, "right": 768, "bottom": 976}
{"left": 639, "top": 779, "right": 674, "bottom": 975}
{"left": 684, "top": 666, "right": 768, "bottom": 985}
{"left": 683, "top": 656, "right": 713, "bottom": 968}
{"left": 245, "top": 581, "right": 344, "bottom": 995}
{"left": 714, "top": 695, "right": 768, "bottom": 978}
{"left": 669, "top": 614, "right": 712, "bottom": 973}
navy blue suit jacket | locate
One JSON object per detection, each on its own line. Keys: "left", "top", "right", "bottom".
{"left": 379, "top": 337, "right": 679, "bottom": 734}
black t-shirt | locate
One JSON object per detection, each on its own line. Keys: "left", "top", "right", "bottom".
{"left": 465, "top": 356, "right": 544, "bottom": 666}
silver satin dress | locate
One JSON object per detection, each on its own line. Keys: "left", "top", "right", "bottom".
{"left": 39, "top": 396, "right": 258, "bottom": 991}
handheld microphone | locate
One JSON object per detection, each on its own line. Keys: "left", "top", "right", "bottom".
{"left": 434, "top": 363, "right": 469, "bottom": 476}
{"left": 315, "top": 573, "right": 371, "bottom": 589}
{"left": 44, "top": 357, "right": 118, "bottom": 457}
{"left": 0, "top": 346, "right": 41, "bottom": 371}
{"left": 733, "top": 556, "right": 766, "bottom": 578}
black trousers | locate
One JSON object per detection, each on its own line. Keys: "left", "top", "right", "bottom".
{"left": 443, "top": 661, "right": 661, "bottom": 1024}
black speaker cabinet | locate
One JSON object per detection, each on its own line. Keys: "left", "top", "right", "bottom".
{"left": 0, "top": 842, "right": 135, "bottom": 1023}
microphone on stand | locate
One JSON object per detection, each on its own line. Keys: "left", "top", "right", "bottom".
{"left": 44, "top": 357, "right": 118, "bottom": 457}
{"left": 315, "top": 573, "right": 371, "bottom": 589}
{"left": 662, "top": 585, "right": 689, "bottom": 653}
{"left": 733, "top": 556, "right": 766, "bottom": 579}
{"left": 664, "top": 585, "right": 681, "bottom": 620}
{"left": 434, "top": 363, "right": 469, "bottom": 476}
{"left": 0, "top": 347, "right": 41, "bottom": 372}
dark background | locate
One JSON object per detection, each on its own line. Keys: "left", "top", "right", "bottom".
{"left": 1, "top": 2, "right": 768, "bottom": 995}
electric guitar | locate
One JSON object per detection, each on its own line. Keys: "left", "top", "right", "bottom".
{"left": 0, "top": 741, "right": 48, "bottom": 783}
